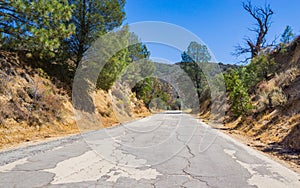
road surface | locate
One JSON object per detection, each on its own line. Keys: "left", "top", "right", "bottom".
{"left": 0, "top": 112, "right": 299, "bottom": 187}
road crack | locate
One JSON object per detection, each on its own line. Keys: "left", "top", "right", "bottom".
{"left": 175, "top": 131, "right": 214, "bottom": 187}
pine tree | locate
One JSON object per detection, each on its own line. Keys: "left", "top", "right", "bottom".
{"left": 225, "top": 68, "right": 252, "bottom": 117}
{"left": 281, "top": 25, "right": 294, "bottom": 44}
{"left": 0, "top": 0, "right": 75, "bottom": 58}
{"left": 180, "top": 41, "right": 211, "bottom": 104}
{"left": 65, "top": 0, "right": 126, "bottom": 66}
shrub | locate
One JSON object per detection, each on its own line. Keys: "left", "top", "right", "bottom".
{"left": 273, "top": 67, "right": 298, "bottom": 88}
{"left": 36, "top": 68, "right": 50, "bottom": 80}
{"left": 245, "top": 55, "right": 275, "bottom": 88}
{"left": 268, "top": 87, "right": 287, "bottom": 108}
{"left": 225, "top": 68, "right": 253, "bottom": 117}
{"left": 256, "top": 92, "right": 269, "bottom": 113}
{"left": 132, "top": 77, "right": 176, "bottom": 109}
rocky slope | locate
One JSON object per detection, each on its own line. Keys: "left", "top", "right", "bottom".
{"left": 222, "top": 36, "right": 300, "bottom": 166}
{"left": 0, "top": 51, "right": 149, "bottom": 149}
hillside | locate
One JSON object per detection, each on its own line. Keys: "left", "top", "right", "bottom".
{"left": 219, "top": 36, "right": 300, "bottom": 166}
{"left": 0, "top": 51, "right": 149, "bottom": 149}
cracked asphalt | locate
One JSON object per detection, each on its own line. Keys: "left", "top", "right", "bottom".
{"left": 0, "top": 112, "right": 299, "bottom": 187}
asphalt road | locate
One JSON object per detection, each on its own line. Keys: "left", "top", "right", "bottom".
{"left": 0, "top": 112, "right": 299, "bottom": 187}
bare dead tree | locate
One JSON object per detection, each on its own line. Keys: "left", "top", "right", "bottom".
{"left": 233, "top": 1, "right": 274, "bottom": 62}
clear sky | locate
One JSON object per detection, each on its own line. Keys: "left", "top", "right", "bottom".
{"left": 125, "top": 0, "right": 300, "bottom": 64}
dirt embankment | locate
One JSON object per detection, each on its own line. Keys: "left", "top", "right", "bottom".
{"left": 201, "top": 36, "right": 300, "bottom": 167}
{"left": 0, "top": 51, "right": 149, "bottom": 150}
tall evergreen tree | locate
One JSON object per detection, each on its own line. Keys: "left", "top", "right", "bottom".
{"left": 65, "top": 0, "right": 126, "bottom": 66}
{"left": 122, "top": 32, "right": 153, "bottom": 85}
{"left": 182, "top": 41, "right": 211, "bottom": 63}
{"left": 180, "top": 41, "right": 211, "bottom": 104}
{"left": 128, "top": 33, "right": 150, "bottom": 61}
{"left": 0, "top": 0, "right": 75, "bottom": 58}
{"left": 281, "top": 25, "right": 294, "bottom": 44}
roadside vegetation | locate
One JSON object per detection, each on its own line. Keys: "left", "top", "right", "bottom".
{"left": 0, "top": 0, "right": 299, "bottom": 167}
{"left": 190, "top": 1, "right": 300, "bottom": 165}
{"left": 0, "top": 0, "right": 182, "bottom": 148}
{"left": 0, "top": 0, "right": 153, "bottom": 148}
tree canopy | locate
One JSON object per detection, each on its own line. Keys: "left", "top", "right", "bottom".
{"left": 181, "top": 41, "right": 211, "bottom": 63}
{"left": 180, "top": 41, "right": 212, "bottom": 104}
{"left": 281, "top": 25, "right": 294, "bottom": 44}
{"left": 65, "top": 0, "right": 126, "bottom": 66}
{"left": 0, "top": 0, "right": 75, "bottom": 58}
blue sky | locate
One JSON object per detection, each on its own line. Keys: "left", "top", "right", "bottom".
{"left": 125, "top": 0, "right": 300, "bottom": 64}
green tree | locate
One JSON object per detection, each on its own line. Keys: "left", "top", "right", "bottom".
{"left": 0, "top": 0, "right": 75, "bottom": 58}
{"left": 133, "top": 77, "right": 153, "bottom": 106}
{"left": 120, "top": 32, "right": 155, "bottom": 90}
{"left": 92, "top": 29, "right": 153, "bottom": 91}
{"left": 181, "top": 51, "right": 194, "bottom": 63}
{"left": 223, "top": 54, "right": 275, "bottom": 118}
{"left": 133, "top": 77, "right": 176, "bottom": 109}
{"left": 180, "top": 41, "right": 211, "bottom": 104}
{"left": 225, "top": 68, "right": 252, "bottom": 117}
{"left": 280, "top": 25, "right": 294, "bottom": 44}
{"left": 95, "top": 27, "right": 130, "bottom": 90}
{"left": 181, "top": 41, "right": 211, "bottom": 63}
{"left": 65, "top": 0, "right": 126, "bottom": 66}
{"left": 128, "top": 33, "right": 150, "bottom": 61}
{"left": 248, "top": 55, "right": 275, "bottom": 81}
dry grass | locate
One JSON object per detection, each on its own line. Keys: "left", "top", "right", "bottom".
{"left": 224, "top": 38, "right": 300, "bottom": 150}
{"left": 269, "top": 87, "right": 287, "bottom": 107}
{"left": 0, "top": 49, "right": 152, "bottom": 150}
{"left": 0, "top": 118, "right": 79, "bottom": 150}
{"left": 0, "top": 51, "right": 78, "bottom": 149}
